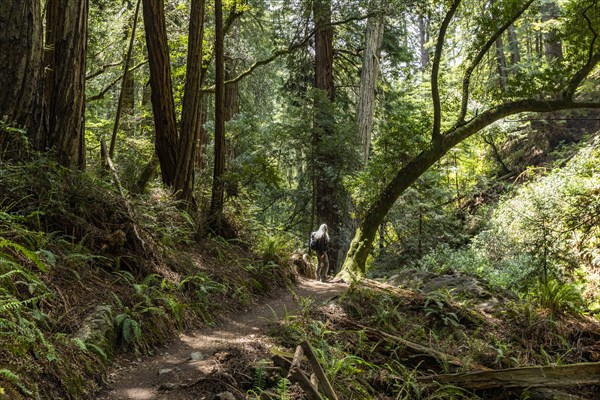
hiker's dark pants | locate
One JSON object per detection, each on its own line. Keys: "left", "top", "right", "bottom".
{"left": 316, "top": 250, "right": 329, "bottom": 282}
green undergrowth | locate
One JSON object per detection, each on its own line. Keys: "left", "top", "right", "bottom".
{"left": 0, "top": 158, "right": 297, "bottom": 399}
{"left": 266, "top": 280, "right": 600, "bottom": 399}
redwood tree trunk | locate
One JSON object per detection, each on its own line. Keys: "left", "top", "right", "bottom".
{"left": 209, "top": 0, "right": 226, "bottom": 229}
{"left": 0, "top": 0, "right": 44, "bottom": 144}
{"left": 44, "top": 0, "right": 88, "bottom": 170}
{"left": 313, "top": 0, "right": 345, "bottom": 269}
{"left": 174, "top": 0, "right": 206, "bottom": 206}
{"left": 495, "top": 36, "right": 508, "bottom": 93}
{"left": 356, "top": 11, "right": 384, "bottom": 163}
{"left": 142, "top": 0, "right": 178, "bottom": 186}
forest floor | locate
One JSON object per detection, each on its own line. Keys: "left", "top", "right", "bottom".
{"left": 97, "top": 277, "right": 348, "bottom": 400}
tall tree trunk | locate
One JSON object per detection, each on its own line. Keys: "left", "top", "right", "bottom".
{"left": 110, "top": 0, "right": 141, "bottom": 158}
{"left": 314, "top": 0, "right": 335, "bottom": 100}
{"left": 356, "top": 11, "right": 384, "bottom": 164}
{"left": 209, "top": 0, "right": 226, "bottom": 230}
{"left": 224, "top": 56, "right": 240, "bottom": 123}
{"left": 174, "top": 0, "right": 206, "bottom": 206}
{"left": 495, "top": 36, "right": 508, "bottom": 93}
{"left": 44, "top": 0, "right": 88, "bottom": 170}
{"left": 313, "top": 0, "right": 344, "bottom": 270}
{"left": 122, "top": 0, "right": 137, "bottom": 115}
{"left": 0, "top": 0, "right": 44, "bottom": 156}
{"left": 541, "top": 1, "right": 563, "bottom": 63}
{"left": 142, "top": 0, "right": 178, "bottom": 186}
{"left": 418, "top": 14, "right": 429, "bottom": 71}
{"left": 507, "top": 24, "right": 520, "bottom": 66}
{"left": 225, "top": 56, "right": 239, "bottom": 163}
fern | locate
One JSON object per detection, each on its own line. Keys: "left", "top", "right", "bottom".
{"left": 276, "top": 377, "right": 290, "bottom": 400}
{"left": 115, "top": 313, "right": 141, "bottom": 345}
{"left": 0, "top": 368, "right": 33, "bottom": 397}
{"left": 0, "top": 239, "right": 47, "bottom": 272}
{"left": 253, "top": 360, "right": 268, "bottom": 391}
{"left": 0, "top": 369, "right": 19, "bottom": 383}
{"left": 71, "top": 338, "right": 87, "bottom": 351}
{"left": 85, "top": 342, "right": 109, "bottom": 362}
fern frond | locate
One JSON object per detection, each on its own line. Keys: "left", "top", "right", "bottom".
{"left": 85, "top": 343, "right": 109, "bottom": 362}
{"left": 0, "top": 239, "right": 46, "bottom": 272}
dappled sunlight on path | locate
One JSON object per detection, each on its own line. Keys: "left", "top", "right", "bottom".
{"left": 97, "top": 277, "right": 347, "bottom": 400}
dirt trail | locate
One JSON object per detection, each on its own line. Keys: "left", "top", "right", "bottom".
{"left": 97, "top": 277, "right": 347, "bottom": 400}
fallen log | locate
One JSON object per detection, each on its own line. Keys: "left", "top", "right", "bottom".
{"left": 418, "top": 361, "right": 600, "bottom": 390}
{"left": 340, "top": 320, "right": 583, "bottom": 399}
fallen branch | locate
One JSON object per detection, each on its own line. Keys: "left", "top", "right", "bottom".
{"left": 287, "top": 345, "right": 324, "bottom": 400}
{"left": 339, "top": 319, "right": 489, "bottom": 371}
{"left": 300, "top": 341, "right": 339, "bottom": 400}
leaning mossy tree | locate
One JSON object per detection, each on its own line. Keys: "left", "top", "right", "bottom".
{"left": 341, "top": 0, "right": 600, "bottom": 276}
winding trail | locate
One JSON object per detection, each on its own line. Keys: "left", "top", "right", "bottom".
{"left": 97, "top": 277, "right": 347, "bottom": 400}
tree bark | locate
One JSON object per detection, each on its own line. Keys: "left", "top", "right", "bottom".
{"left": 542, "top": 1, "right": 563, "bottom": 63}
{"left": 495, "top": 36, "right": 508, "bottom": 93}
{"left": 418, "top": 362, "right": 600, "bottom": 390}
{"left": 44, "top": 0, "right": 88, "bottom": 170}
{"left": 356, "top": 9, "right": 384, "bottom": 164}
{"left": 314, "top": 0, "right": 335, "bottom": 101}
{"left": 0, "top": 0, "right": 44, "bottom": 144}
{"left": 418, "top": 14, "right": 429, "bottom": 71}
{"left": 507, "top": 24, "right": 520, "bottom": 66}
{"left": 313, "top": 0, "right": 345, "bottom": 270}
{"left": 209, "top": 0, "right": 226, "bottom": 230}
{"left": 142, "top": 0, "right": 178, "bottom": 186}
{"left": 174, "top": 0, "right": 206, "bottom": 206}
{"left": 110, "top": 0, "right": 141, "bottom": 158}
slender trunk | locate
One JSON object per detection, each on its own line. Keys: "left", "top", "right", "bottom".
{"left": 507, "top": 24, "right": 520, "bottom": 66}
{"left": 174, "top": 0, "right": 206, "bottom": 206}
{"left": 483, "top": 134, "right": 511, "bottom": 176}
{"left": 495, "top": 36, "right": 508, "bottom": 93}
{"left": 453, "top": 152, "right": 461, "bottom": 209}
{"left": 418, "top": 14, "right": 429, "bottom": 70}
{"left": 44, "top": 0, "right": 88, "bottom": 170}
{"left": 110, "top": 0, "right": 141, "bottom": 158}
{"left": 356, "top": 11, "right": 384, "bottom": 164}
{"left": 209, "top": 0, "right": 226, "bottom": 229}
{"left": 224, "top": 55, "right": 239, "bottom": 165}
{"left": 142, "top": 0, "right": 178, "bottom": 186}
{"left": 418, "top": 208, "right": 423, "bottom": 258}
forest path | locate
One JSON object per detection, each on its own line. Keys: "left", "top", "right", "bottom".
{"left": 97, "top": 277, "right": 348, "bottom": 400}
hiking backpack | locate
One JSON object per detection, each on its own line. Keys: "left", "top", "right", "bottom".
{"left": 309, "top": 233, "right": 320, "bottom": 251}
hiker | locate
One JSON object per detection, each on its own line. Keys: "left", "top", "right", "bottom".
{"left": 310, "top": 224, "right": 330, "bottom": 282}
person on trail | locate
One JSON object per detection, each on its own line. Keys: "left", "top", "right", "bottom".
{"left": 310, "top": 223, "right": 330, "bottom": 282}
